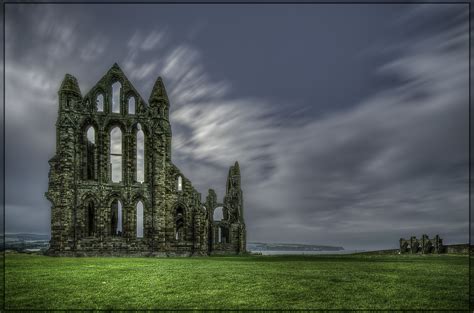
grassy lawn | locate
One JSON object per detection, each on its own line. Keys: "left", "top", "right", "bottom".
{"left": 5, "top": 253, "right": 469, "bottom": 310}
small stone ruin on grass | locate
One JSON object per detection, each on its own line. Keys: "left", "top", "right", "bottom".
{"left": 399, "top": 234, "right": 443, "bottom": 254}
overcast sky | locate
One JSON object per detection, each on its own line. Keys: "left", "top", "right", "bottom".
{"left": 4, "top": 3, "right": 469, "bottom": 250}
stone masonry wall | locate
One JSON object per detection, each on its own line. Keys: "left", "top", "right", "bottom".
{"left": 45, "top": 63, "right": 246, "bottom": 256}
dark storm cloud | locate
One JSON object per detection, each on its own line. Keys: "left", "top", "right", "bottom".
{"left": 4, "top": 4, "right": 468, "bottom": 250}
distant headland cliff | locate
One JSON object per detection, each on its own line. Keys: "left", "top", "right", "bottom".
{"left": 248, "top": 242, "right": 344, "bottom": 252}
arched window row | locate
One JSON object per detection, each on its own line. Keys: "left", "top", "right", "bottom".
{"left": 80, "top": 122, "right": 150, "bottom": 135}
{"left": 83, "top": 199, "right": 145, "bottom": 239}
{"left": 81, "top": 124, "right": 147, "bottom": 184}
{"left": 92, "top": 82, "right": 140, "bottom": 115}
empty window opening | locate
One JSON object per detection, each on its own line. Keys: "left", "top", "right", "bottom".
{"left": 111, "top": 199, "right": 123, "bottom": 236}
{"left": 136, "top": 201, "right": 144, "bottom": 238}
{"left": 112, "top": 82, "right": 121, "bottom": 113}
{"left": 177, "top": 176, "right": 182, "bottom": 191}
{"left": 213, "top": 207, "right": 224, "bottom": 221}
{"left": 175, "top": 206, "right": 184, "bottom": 241}
{"left": 128, "top": 97, "right": 136, "bottom": 114}
{"left": 96, "top": 94, "right": 104, "bottom": 112}
{"left": 86, "top": 201, "right": 95, "bottom": 237}
{"left": 218, "top": 227, "right": 222, "bottom": 243}
{"left": 136, "top": 124, "right": 145, "bottom": 183}
{"left": 110, "top": 127, "right": 122, "bottom": 182}
{"left": 85, "top": 126, "right": 96, "bottom": 180}
{"left": 86, "top": 127, "right": 95, "bottom": 144}
{"left": 221, "top": 227, "right": 229, "bottom": 243}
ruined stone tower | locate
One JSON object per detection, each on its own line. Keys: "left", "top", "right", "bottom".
{"left": 45, "top": 63, "right": 246, "bottom": 256}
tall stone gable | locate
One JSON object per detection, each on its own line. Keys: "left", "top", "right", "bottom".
{"left": 45, "top": 63, "right": 246, "bottom": 256}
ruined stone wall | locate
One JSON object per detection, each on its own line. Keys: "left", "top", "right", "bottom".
{"left": 206, "top": 162, "right": 246, "bottom": 255}
{"left": 445, "top": 244, "right": 469, "bottom": 254}
{"left": 46, "top": 63, "right": 245, "bottom": 256}
{"left": 399, "top": 234, "right": 443, "bottom": 254}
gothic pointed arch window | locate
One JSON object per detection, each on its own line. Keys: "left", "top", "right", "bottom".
{"left": 86, "top": 200, "right": 95, "bottom": 237}
{"left": 87, "top": 127, "right": 95, "bottom": 143}
{"left": 213, "top": 207, "right": 224, "bottom": 221}
{"left": 175, "top": 206, "right": 185, "bottom": 241}
{"left": 84, "top": 126, "right": 97, "bottom": 180}
{"left": 96, "top": 94, "right": 104, "bottom": 112}
{"left": 136, "top": 124, "right": 145, "bottom": 183}
{"left": 112, "top": 82, "right": 121, "bottom": 113}
{"left": 221, "top": 226, "right": 229, "bottom": 243}
{"left": 136, "top": 201, "right": 144, "bottom": 238}
{"left": 128, "top": 96, "right": 136, "bottom": 115}
{"left": 110, "top": 127, "right": 122, "bottom": 182}
{"left": 111, "top": 199, "right": 123, "bottom": 236}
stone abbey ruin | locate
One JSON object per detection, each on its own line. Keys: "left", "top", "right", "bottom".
{"left": 45, "top": 63, "right": 246, "bottom": 256}
{"left": 399, "top": 234, "right": 443, "bottom": 254}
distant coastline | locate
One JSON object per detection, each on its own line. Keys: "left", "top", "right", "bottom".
{"left": 3, "top": 234, "right": 468, "bottom": 256}
{"left": 248, "top": 242, "right": 344, "bottom": 252}
{"left": 3, "top": 234, "right": 347, "bottom": 253}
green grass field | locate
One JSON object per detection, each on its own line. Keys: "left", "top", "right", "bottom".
{"left": 5, "top": 253, "right": 469, "bottom": 310}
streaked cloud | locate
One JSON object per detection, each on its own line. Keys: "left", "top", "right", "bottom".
{"left": 162, "top": 45, "right": 230, "bottom": 104}
{"left": 165, "top": 6, "right": 468, "bottom": 249}
{"left": 123, "top": 30, "right": 167, "bottom": 83}
{"left": 80, "top": 35, "right": 109, "bottom": 61}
